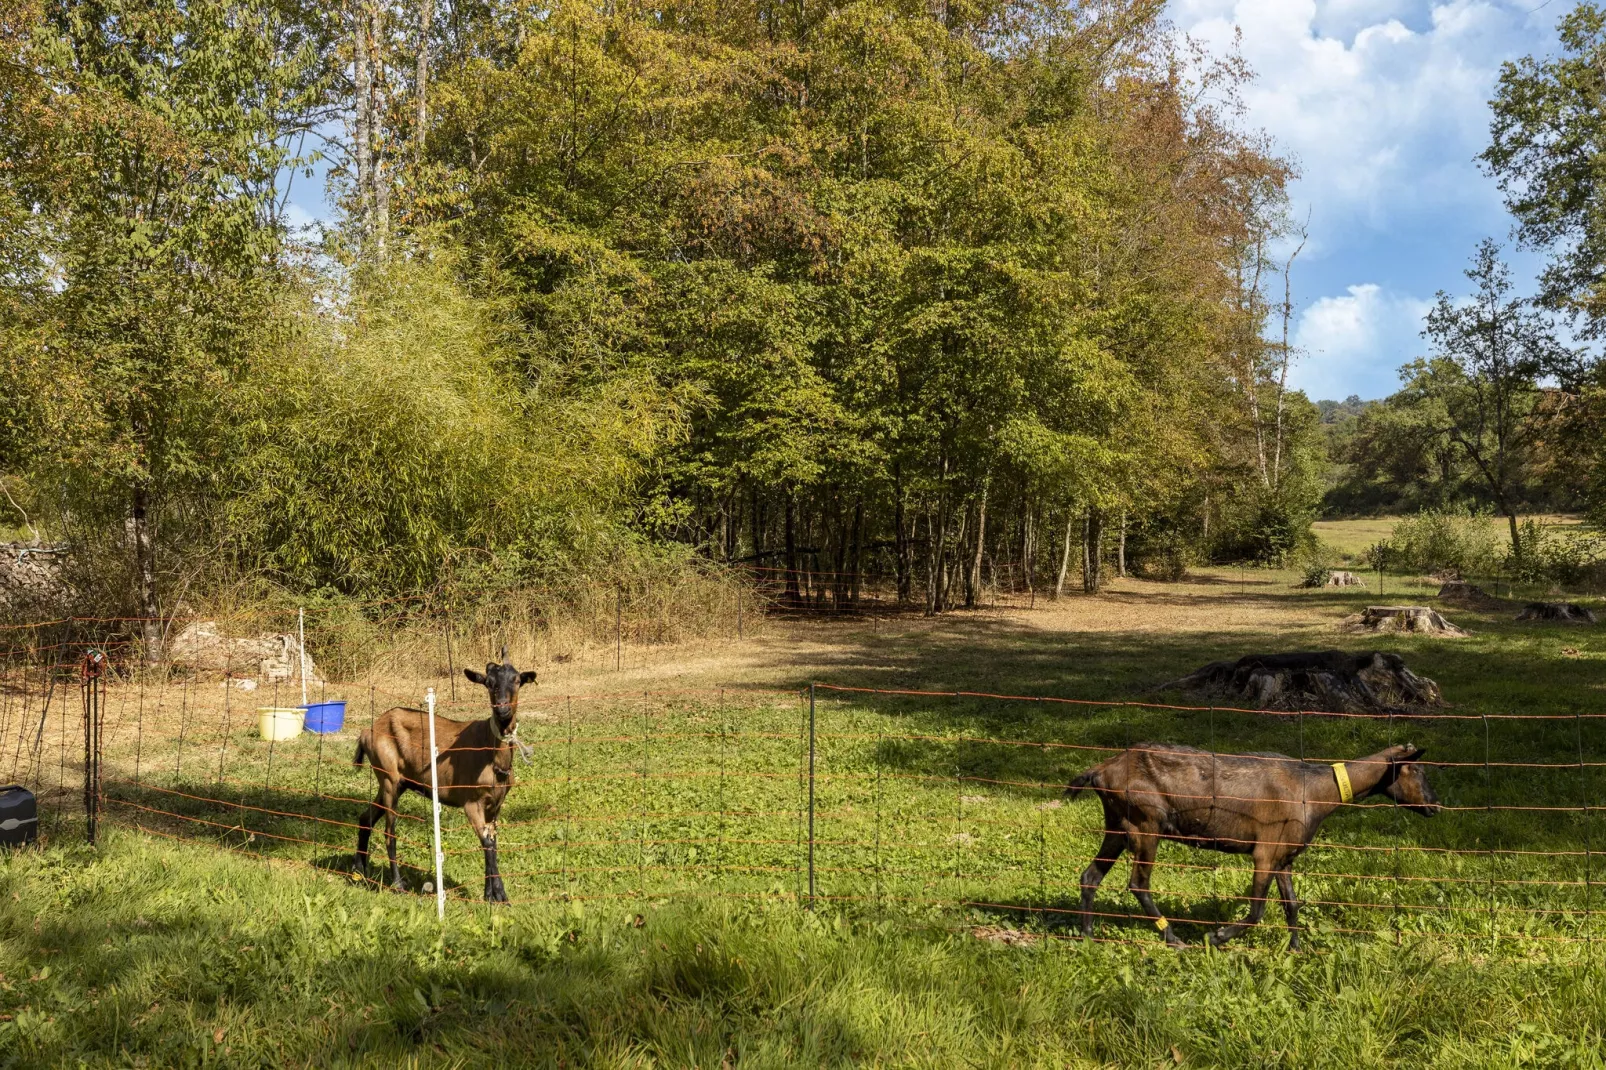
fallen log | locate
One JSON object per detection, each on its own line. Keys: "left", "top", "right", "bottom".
{"left": 1155, "top": 650, "right": 1444, "bottom": 714}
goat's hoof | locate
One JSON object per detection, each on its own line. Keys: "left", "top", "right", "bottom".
{"left": 1207, "top": 929, "right": 1231, "bottom": 948}
{"left": 390, "top": 880, "right": 407, "bottom": 894}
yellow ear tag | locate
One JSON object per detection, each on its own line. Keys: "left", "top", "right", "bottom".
{"left": 1155, "top": 917, "right": 1168, "bottom": 932}
{"left": 1332, "top": 762, "right": 1353, "bottom": 804}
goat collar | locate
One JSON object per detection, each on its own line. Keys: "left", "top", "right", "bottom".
{"left": 488, "top": 707, "right": 517, "bottom": 744}
{"left": 1331, "top": 762, "right": 1354, "bottom": 804}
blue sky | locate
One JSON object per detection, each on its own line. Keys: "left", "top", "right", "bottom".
{"left": 1169, "top": 0, "right": 1576, "bottom": 401}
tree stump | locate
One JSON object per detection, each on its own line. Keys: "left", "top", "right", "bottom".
{"left": 1156, "top": 650, "right": 1444, "bottom": 713}
{"left": 1437, "top": 581, "right": 1501, "bottom": 609}
{"left": 1516, "top": 602, "right": 1597, "bottom": 624}
{"left": 1340, "top": 605, "right": 1468, "bottom": 637}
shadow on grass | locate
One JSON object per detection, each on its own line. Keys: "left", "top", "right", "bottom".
{"left": 103, "top": 779, "right": 476, "bottom": 897}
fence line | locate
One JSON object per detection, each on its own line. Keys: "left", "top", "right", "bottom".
{"left": 2, "top": 653, "right": 1601, "bottom": 954}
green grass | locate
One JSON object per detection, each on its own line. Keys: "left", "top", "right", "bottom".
{"left": 1312, "top": 514, "right": 1585, "bottom": 564}
{"left": 4, "top": 575, "right": 1606, "bottom": 1066}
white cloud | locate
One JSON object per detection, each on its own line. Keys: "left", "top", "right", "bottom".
{"left": 1169, "top": 0, "right": 1532, "bottom": 231}
{"left": 1290, "top": 283, "right": 1434, "bottom": 398}
{"left": 1165, "top": 1, "right": 1569, "bottom": 396}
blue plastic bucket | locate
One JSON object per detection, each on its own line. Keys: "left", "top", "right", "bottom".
{"left": 301, "top": 700, "right": 346, "bottom": 734}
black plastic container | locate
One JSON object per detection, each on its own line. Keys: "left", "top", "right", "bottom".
{"left": 0, "top": 786, "right": 38, "bottom": 846}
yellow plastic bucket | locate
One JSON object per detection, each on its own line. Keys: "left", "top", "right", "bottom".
{"left": 257, "top": 707, "right": 304, "bottom": 742}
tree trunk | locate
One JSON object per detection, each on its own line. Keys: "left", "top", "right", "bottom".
{"left": 967, "top": 484, "right": 988, "bottom": 609}
{"left": 1022, "top": 502, "right": 1034, "bottom": 595}
{"left": 944, "top": 506, "right": 967, "bottom": 612}
{"left": 1506, "top": 509, "right": 1521, "bottom": 562}
{"left": 894, "top": 474, "right": 910, "bottom": 604}
{"left": 750, "top": 487, "right": 763, "bottom": 564}
{"left": 784, "top": 497, "right": 800, "bottom": 606}
{"left": 925, "top": 510, "right": 940, "bottom": 615}
{"left": 369, "top": 3, "right": 390, "bottom": 253}
{"left": 1083, "top": 506, "right": 1103, "bottom": 594}
{"left": 849, "top": 500, "right": 862, "bottom": 606}
{"left": 1055, "top": 511, "right": 1073, "bottom": 598}
{"left": 415, "top": 0, "right": 432, "bottom": 165}
{"left": 1271, "top": 233, "right": 1306, "bottom": 490}
{"left": 1118, "top": 510, "right": 1127, "bottom": 578}
{"left": 352, "top": 1, "right": 374, "bottom": 246}
{"left": 131, "top": 484, "right": 161, "bottom": 664}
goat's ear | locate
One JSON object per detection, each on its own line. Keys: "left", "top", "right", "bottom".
{"left": 464, "top": 668, "right": 487, "bottom": 686}
{"left": 518, "top": 670, "right": 538, "bottom": 686}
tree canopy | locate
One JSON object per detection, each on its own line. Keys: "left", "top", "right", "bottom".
{"left": 2, "top": 0, "right": 1326, "bottom": 617}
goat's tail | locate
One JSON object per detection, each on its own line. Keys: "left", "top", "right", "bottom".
{"left": 352, "top": 734, "right": 369, "bottom": 769}
{"left": 1065, "top": 768, "right": 1101, "bottom": 798}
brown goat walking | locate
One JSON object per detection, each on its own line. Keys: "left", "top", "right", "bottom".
{"left": 353, "top": 648, "right": 536, "bottom": 902}
{"left": 1066, "top": 741, "right": 1439, "bottom": 949}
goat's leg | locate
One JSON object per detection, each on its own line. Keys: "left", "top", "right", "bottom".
{"left": 1208, "top": 864, "right": 1274, "bottom": 947}
{"left": 354, "top": 801, "right": 381, "bottom": 875}
{"left": 1079, "top": 831, "right": 1126, "bottom": 938}
{"left": 465, "top": 800, "right": 507, "bottom": 904}
{"left": 381, "top": 785, "right": 404, "bottom": 892}
{"left": 1126, "top": 833, "right": 1186, "bottom": 948}
{"left": 1274, "top": 868, "right": 1301, "bottom": 951}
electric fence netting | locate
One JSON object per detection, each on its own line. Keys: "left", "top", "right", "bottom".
{"left": 0, "top": 611, "right": 1599, "bottom": 955}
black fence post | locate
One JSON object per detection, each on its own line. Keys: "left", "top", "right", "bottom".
{"left": 80, "top": 648, "right": 104, "bottom": 845}
{"left": 807, "top": 682, "right": 816, "bottom": 908}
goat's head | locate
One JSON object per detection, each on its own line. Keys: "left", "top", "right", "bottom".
{"left": 464, "top": 645, "right": 537, "bottom": 736}
{"left": 1380, "top": 744, "right": 1440, "bottom": 816}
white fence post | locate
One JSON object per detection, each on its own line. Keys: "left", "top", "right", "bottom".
{"left": 426, "top": 687, "right": 445, "bottom": 921}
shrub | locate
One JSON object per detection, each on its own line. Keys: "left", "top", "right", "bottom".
{"left": 1507, "top": 522, "right": 1606, "bottom": 591}
{"left": 1391, "top": 508, "right": 1502, "bottom": 577}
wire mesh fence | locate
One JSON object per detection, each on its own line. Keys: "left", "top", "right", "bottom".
{"left": 1, "top": 616, "right": 1599, "bottom": 955}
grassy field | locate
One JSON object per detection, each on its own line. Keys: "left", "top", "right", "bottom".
{"left": 1312, "top": 513, "right": 1585, "bottom": 562}
{"left": 2, "top": 534, "right": 1605, "bottom": 1066}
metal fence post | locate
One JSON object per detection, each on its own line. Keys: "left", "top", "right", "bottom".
{"left": 1579, "top": 711, "right": 1591, "bottom": 944}
{"left": 807, "top": 682, "right": 816, "bottom": 908}
{"left": 80, "top": 649, "right": 104, "bottom": 845}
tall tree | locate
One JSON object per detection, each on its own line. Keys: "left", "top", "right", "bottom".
{"left": 1485, "top": 3, "right": 1606, "bottom": 334}
{"left": 1403, "top": 241, "right": 1571, "bottom": 555}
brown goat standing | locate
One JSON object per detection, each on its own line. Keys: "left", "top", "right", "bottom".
{"left": 1067, "top": 741, "right": 1439, "bottom": 949}
{"left": 353, "top": 649, "right": 536, "bottom": 902}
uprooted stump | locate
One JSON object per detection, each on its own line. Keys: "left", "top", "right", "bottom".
{"left": 1516, "top": 602, "right": 1597, "bottom": 624}
{"left": 1156, "top": 650, "right": 1445, "bottom": 714}
{"left": 1340, "top": 605, "right": 1468, "bottom": 637}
